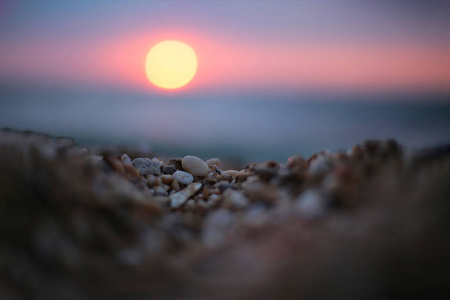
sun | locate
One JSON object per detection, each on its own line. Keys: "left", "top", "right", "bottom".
{"left": 145, "top": 40, "right": 198, "bottom": 90}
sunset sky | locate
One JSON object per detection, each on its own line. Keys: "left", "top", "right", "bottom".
{"left": 1, "top": 1, "right": 449, "bottom": 95}
{"left": 1, "top": 1, "right": 450, "bottom": 161}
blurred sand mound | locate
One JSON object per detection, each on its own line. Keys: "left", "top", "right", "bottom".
{"left": 1, "top": 129, "right": 450, "bottom": 299}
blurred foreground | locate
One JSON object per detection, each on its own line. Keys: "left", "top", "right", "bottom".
{"left": 1, "top": 129, "right": 450, "bottom": 299}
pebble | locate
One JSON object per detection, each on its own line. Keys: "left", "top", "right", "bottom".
{"left": 132, "top": 158, "right": 161, "bottom": 176}
{"left": 168, "top": 159, "right": 183, "bottom": 170}
{"left": 160, "top": 175, "right": 173, "bottom": 185}
{"left": 154, "top": 186, "right": 168, "bottom": 196}
{"left": 182, "top": 155, "right": 209, "bottom": 176}
{"left": 235, "top": 170, "right": 250, "bottom": 183}
{"left": 173, "top": 171, "right": 194, "bottom": 185}
{"left": 206, "top": 158, "right": 221, "bottom": 168}
{"left": 221, "top": 170, "right": 239, "bottom": 182}
{"left": 170, "top": 182, "right": 203, "bottom": 208}
{"left": 171, "top": 180, "right": 181, "bottom": 192}
{"left": 162, "top": 164, "right": 177, "bottom": 175}
{"left": 121, "top": 154, "right": 132, "bottom": 166}
{"left": 146, "top": 175, "right": 161, "bottom": 187}
{"left": 152, "top": 158, "right": 164, "bottom": 167}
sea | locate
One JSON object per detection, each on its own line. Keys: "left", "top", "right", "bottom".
{"left": 1, "top": 87, "right": 449, "bottom": 165}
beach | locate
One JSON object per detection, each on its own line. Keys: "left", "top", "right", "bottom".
{"left": 1, "top": 129, "right": 449, "bottom": 299}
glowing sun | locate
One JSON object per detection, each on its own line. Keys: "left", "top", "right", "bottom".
{"left": 145, "top": 40, "right": 198, "bottom": 89}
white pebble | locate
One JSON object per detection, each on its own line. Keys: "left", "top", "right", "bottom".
{"left": 172, "top": 170, "right": 194, "bottom": 185}
{"left": 170, "top": 182, "right": 202, "bottom": 208}
{"left": 182, "top": 155, "right": 209, "bottom": 176}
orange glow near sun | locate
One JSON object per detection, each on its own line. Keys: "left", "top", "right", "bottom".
{"left": 145, "top": 40, "right": 198, "bottom": 89}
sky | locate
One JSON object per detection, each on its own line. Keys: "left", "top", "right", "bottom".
{"left": 1, "top": 1, "right": 450, "bottom": 162}
{"left": 0, "top": 0, "right": 449, "bottom": 96}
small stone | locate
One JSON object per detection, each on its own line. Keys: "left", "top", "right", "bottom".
{"left": 221, "top": 170, "right": 239, "bottom": 182}
{"left": 162, "top": 164, "right": 177, "bottom": 174}
{"left": 182, "top": 155, "right": 209, "bottom": 176}
{"left": 173, "top": 170, "right": 194, "bottom": 185}
{"left": 170, "top": 182, "right": 203, "bottom": 208}
{"left": 205, "top": 174, "right": 222, "bottom": 185}
{"left": 154, "top": 186, "right": 168, "bottom": 196}
{"left": 235, "top": 170, "right": 251, "bottom": 183}
{"left": 210, "top": 165, "right": 222, "bottom": 175}
{"left": 132, "top": 158, "right": 161, "bottom": 176}
{"left": 121, "top": 153, "right": 132, "bottom": 166}
{"left": 206, "top": 158, "right": 221, "bottom": 168}
{"left": 146, "top": 174, "right": 161, "bottom": 187}
{"left": 152, "top": 158, "right": 164, "bottom": 167}
{"left": 168, "top": 158, "right": 183, "bottom": 170}
{"left": 171, "top": 180, "right": 181, "bottom": 192}
{"left": 160, "top": 174, "right": 173, "bottom": 185}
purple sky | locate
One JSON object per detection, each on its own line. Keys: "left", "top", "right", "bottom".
{"left": 0, "top": 1, "right": 449, "bottom": 95}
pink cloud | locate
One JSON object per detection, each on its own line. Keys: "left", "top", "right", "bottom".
{"left": 1, "top": 29, "right": 449, "bottom": 94}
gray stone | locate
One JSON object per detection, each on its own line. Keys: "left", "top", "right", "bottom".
{"left": 132, "top": 158, "right": 161, "bottom": 176}
{"left": 162, "top": 164, "right": 177, "bottom": 174}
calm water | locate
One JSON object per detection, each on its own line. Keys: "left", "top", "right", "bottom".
{"left": 1, "top": 88, "right": 449, "bottom": 164}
